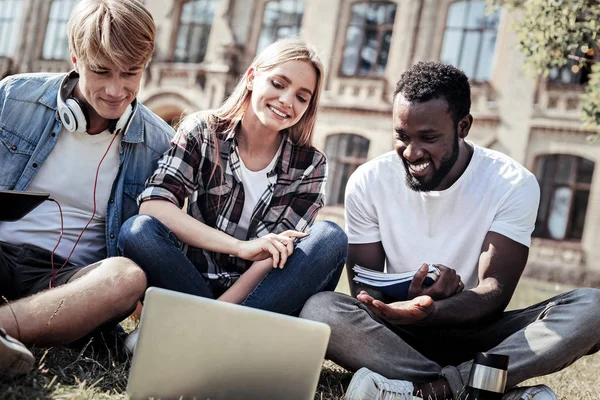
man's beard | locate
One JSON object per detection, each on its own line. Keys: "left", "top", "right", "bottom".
{"left": 403, "top": 132, "right": 459, "bottom": 192}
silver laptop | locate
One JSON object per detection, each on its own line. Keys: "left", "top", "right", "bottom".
{"left": 126, "top": 287, "right": 331, "bottom": 400}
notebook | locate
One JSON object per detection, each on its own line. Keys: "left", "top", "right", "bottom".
{"left": 353, "top": 264, "right": 440, "bottom": 300}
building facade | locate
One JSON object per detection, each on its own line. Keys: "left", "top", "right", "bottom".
{"left": 1, "top": 0, "right": 599, "bottom": 284}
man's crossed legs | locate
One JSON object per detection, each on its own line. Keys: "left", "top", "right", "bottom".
{"left": 300, "top": 289, "right": 600, "bottom": 399}
{"left": 0, "top": 241, "right": 146, "bottom": 376}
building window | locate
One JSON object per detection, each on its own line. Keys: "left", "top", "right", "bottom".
{"left": 325, "top": 134, "right": 370, "bottom": 205}
{"left": 548, "top": 46, "right": 597, "bottom": 85}
{"left": 257, "top": 0, "right": 304, "bottom": 54}
{"left": 174, "top": 0, "right": 218, "bottom": 63}
{"left": 534, "top": 154, "right": 595, "bottom": 241}
{"left": 440, "top": 0, "right": 500, "bottom": 81}
{"left": 43, "top": 0, "right": 79, "bottom": 60}
{"left": 0, "top": 0, "right": 22, "bottom": 57}
{"left": 340, "top": 2, "right": 397, "bottom": 77}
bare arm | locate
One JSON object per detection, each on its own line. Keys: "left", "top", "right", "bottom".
{"left": 140, "top": 199, "right": 241, "bottom": 255}
{"left": 420, "top": 231, "right": 527, "bottom": 326}
{"left": 347, "top": 242, "right": 386, "bottom": 297}
{"left": 140, "top": 199, "right": 304, "bottom": 267}
{"left": 362, "top": 231, "right": 528, "bottom": 327}
{"left": 217, "top": 259, "right": 273, "bottom": 304}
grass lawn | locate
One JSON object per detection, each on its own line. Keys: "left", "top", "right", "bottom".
{"left": 1, "top": 275, "right": 598, "bottom": 399}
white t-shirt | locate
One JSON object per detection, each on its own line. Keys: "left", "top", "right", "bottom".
{"left": 0, "top": 126, "right": 121, "bottom": 266}
{"left": 234, "top": 150, "right": 280, "bottom": 240}
{"left": 344, "top": 143, "right": 540, "bottom": 289}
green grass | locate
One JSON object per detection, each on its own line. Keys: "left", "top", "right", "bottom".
{"left": 1, "top": 277, "right": 598, "bottom": 399}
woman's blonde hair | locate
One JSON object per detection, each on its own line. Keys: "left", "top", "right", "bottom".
{"left": 209, "top": 37, "right": 324, "bottom": 147}
{"left": 68, "top": 0, "right": 156, "bottom": 70}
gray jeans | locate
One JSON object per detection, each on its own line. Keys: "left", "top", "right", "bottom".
{"left": 299, "top": 289, "right": 600, "bottom": 397}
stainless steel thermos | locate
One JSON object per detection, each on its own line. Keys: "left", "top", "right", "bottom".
{"left": 463, "top": 352, "right": 509, "bottom": 400}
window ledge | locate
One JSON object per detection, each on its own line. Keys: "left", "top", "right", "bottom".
{"left": 322, "top": 76, "right": 392, "bottom": 112}
{"left": 148, "top": 62, "right": 204, "bottom": 89}
{"left": 545, "top": 83, "right": 586, "bottom": 92}
{"left": 531, "top": 237, "right": 583, "bottom": 249}
{"left": 470, "top": 81, "right": 500, "bottom": 115}
{"left": 153, "top": 61, "right": 229, "bottom": 73}
{"left": 530, "top": 237, "right": 585, "bottom": 265}
{"left": 31, "top": 59, "right": 70, "bottom": 73}
{"left": 534, "top": 81, "right": 586, "bottom": 119}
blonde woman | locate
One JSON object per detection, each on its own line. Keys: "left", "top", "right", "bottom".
{"left": 119, "top": 38, "right": 347, "bottom": 315}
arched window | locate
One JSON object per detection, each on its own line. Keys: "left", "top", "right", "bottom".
{"left": 440, "top": 0, "right": 500, "bottom": 81}
{"left": 174, "top": 0, "right": 218, "bottom": 63}
{"left": 325, "top": 134, "right": 370, "bottom": 205}
{"left": 42, "top": 0, "right": 79, "bottom": 60}
{"left": 0, "top": 0, "right": 22, "bottom": 57}
{"left": 341, "top": 2, "right": 397, "bottom": 77}
{"left": 534, "top": 154, "right": 595, "bottom": 241}
{"left": 257, "top": 0, "right": 304, "bottom": 54}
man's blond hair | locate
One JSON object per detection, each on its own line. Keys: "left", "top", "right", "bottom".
{"left": 68, "top": 0, "right": 156, "bottom": 70}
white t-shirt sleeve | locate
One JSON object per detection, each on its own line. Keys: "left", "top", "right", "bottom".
{"left": 344, "top": 168, "right": 381, "bottom": 244}
{"left": 489, "top": 174, "right": 540, "bottom": 247}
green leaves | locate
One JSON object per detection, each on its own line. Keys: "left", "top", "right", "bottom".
{"left": 489, "top": 0, "right": 600, "bottom": 132}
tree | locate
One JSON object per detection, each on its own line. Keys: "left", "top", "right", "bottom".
{"left": 489, "top": 0, "right": 599, "bottom": 141}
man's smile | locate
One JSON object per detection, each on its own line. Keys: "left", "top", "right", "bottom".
{"left": 407, "top": 161, "right": 431, "bottom": 176}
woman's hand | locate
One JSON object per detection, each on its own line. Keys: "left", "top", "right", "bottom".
{"left": 237, "top": 230, "right": 307, "bottom": 268}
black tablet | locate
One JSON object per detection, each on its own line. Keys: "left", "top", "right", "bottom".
{"left": 0, "top": 190, "right": 50, "bottom": 222}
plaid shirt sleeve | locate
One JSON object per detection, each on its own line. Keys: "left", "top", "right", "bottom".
{"left": 138, "top": 115, "right": 205, "bottom": 207}
{"left": 261, "top": 149, "right": 327, "bottom": 235}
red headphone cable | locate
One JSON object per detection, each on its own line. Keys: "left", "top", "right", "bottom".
{"left": 48, "top": 131, "right": 120, "bottom": 288}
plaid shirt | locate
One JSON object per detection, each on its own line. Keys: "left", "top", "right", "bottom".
{"left": 138, "top": 113, "right": 327, "bottom": 294}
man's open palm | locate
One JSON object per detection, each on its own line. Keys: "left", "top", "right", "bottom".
{"left": 357, "top": 291, "right": 434, "bottom": 325}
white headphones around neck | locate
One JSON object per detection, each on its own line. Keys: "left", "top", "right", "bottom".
{"left": 56, "top": 70, "right": 137, "bottom": 135}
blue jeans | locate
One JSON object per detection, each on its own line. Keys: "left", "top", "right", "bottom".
{"left": 118, "top": 215, "right": 347, "bottom": 316}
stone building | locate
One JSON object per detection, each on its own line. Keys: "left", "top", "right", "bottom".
{"left": 1, "top": 0, "right": 599, "bottom": 284}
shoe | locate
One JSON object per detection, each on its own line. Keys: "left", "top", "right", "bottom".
{"left": 124, "top": 327, "right": 140, "bottom": 356}
{"left": 502, "top": 384, "right": 558, "bottom": 400}
{"left": 345, "top": 367, "right": 423, "bottom": 400}
{"left": 67, "top": 322, "right": 129, "bottom": 361}
{"left": 0, "top": 328, "right": 35, "bottom": 377}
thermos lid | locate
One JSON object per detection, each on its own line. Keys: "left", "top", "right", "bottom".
{"left": 473, "top": 353, "right": 509, "bottom": 370}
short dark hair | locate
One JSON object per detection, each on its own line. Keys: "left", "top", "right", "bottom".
{"left": 393, "top": 61, "right": 471, "bottom": 124}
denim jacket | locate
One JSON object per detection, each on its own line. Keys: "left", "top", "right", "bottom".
{"left": 0, "top": 72, "right": 174, "bottom": 257}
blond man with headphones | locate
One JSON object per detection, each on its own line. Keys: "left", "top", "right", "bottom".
{"left": 0, "top": 0, "right": 173, "bottom": 377}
